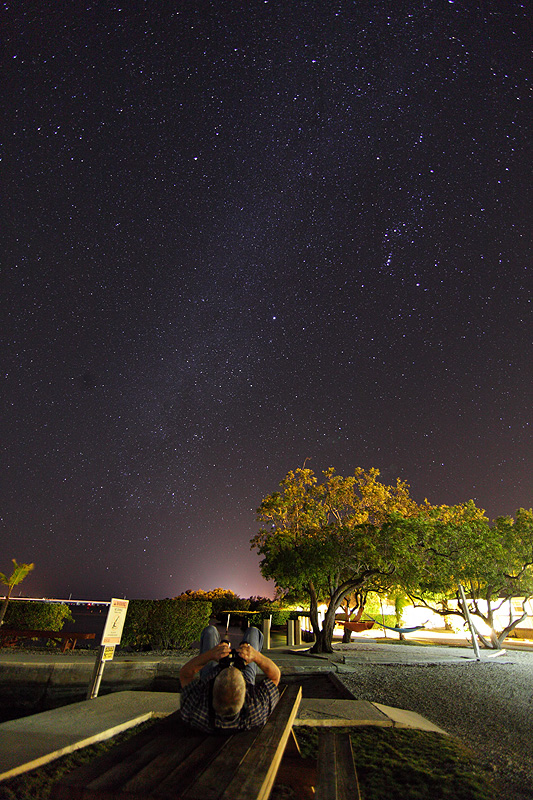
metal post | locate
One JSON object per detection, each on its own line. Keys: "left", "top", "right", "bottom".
{"left": 87, "top": 645, "right": 107, "bottom": 699}
{"left": 287, "top": 619, "right": 295, "bottom": 647}
{"left": 295, "top": 616, "right": 302, "bottom": 646}
{"left": 379, "top": 597, "right": 387, "bottom": 638}
{"left": 458, "top": 584, "right": 481, "bottom": 661}
{"left": 262, "top": 615, "right": 271, "bottom": 650}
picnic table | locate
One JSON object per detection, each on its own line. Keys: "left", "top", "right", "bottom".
{"left": 51, "top": 684, "right": 303, "bottom": 800}
{"left": 0, "top": 628, "right": 96, "bottom": 653}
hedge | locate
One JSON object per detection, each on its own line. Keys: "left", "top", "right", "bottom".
{"left": 121, "top": 599, "right": 211, "bottom": 650}
{"left": 3, "top": 600, "right": 74, "bottom": 630}
{"left": 239, "top": 607, "right": 294, "bottom": 628}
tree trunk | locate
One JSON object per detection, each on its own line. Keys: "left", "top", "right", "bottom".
{"left": 341, "top": 600, "right": 351, "bottom": 643}
{"left": 310, "top": 600, "right": 337, "bottom": 653}
{"left": 496, "top": 611, "right": 528, "bottom": 647}
{"left": 342, "top": 603, "right": 365, "bottom": 643}
{"left": 307, "top": 580, "right": 330, "bottom": 653}
{"left": 307, "top": 581, "right": 321, "bottom": 643}
{"left": 308, "top": 575, "right": 380, "bottom": 654}
{"left": 0, "top": 586, "right": 14, "bottom": 626}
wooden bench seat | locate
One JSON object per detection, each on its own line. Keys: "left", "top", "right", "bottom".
{"left": 316, "top": 729, "right": 360, "bottom": 800}
{"left": 0, "top": 628, "right": 96, "bottom": 653}
{"left": 51, "top": 683, "right": 302, "bottom": 800}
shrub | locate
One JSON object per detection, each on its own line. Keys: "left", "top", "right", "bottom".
{"left": 121, "top": 599, "right": 211, "bottom": 650}
{"left": 121, "top": 599, "right": 153, "bottom": 649}
{"left": 240, "top": 603, "right": 295, "bottom": 629}
{"left": 3, "top": 600, "right": 74, "bottom": 630}
{"left": 150, "top": 600, "right": 211, "bottom": 649}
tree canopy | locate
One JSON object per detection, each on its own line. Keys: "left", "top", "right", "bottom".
{"left": 252, "top": 466, "right": 533, "bottom": 651}
{"left": 406, "top": 506, "right": 533, "bottom": 648}
{"left": 0, "top": 559, "right": 35, "bottom": 625}
{"left": 252, "top": 467, "right": 422, "bottom": 652}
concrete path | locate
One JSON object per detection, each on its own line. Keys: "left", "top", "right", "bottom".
{"left": 295, "top": 698, "right": 447, "bottom": 734}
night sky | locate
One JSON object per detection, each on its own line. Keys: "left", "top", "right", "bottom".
{"left": 3, "top": 1, "right": 531, "bottom": 603}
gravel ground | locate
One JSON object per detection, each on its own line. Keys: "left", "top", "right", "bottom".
{"left": 337, "top": 648, "right": 533, "bottom": 800}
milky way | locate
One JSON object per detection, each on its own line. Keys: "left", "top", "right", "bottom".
{"left": 2, "top": 1, "right": 531, "bottom": 601}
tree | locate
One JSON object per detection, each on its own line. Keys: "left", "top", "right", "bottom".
{"left": 340, "top": 587, "right": 370, "bottom": 642}
{"left": 404, "top": 507, "right": 533, "bottom": 649}
{"left": 252, "top": 467, "right": 421, "bottom": 653}
{"left": 0, "top": 559, "right": 35, "bottom": 625}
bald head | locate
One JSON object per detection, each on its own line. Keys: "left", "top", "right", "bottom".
{"left": 212, "top": 665, "right": 246, "bottom": 718}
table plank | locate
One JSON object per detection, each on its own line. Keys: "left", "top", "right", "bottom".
{"left": 51, "top": 721, "right": 175, "bottom": 799}
{"left": 316, "top": 728, "right": 336, "bottom": 800}
{"left": 52, "top": 685, "right": 301, "bottom": 800}
{"left": 220, "top": 684, "right": 302, "bottom": 800}
{"left": 316, "top": 730, "right": 360, "bottom": 800}
{"left": 151, "top": 734, "right": 232, "bottom": 800}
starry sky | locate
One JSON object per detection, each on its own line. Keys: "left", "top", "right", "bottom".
{"left": 2, "top": 1, "right": 531, "bottom": 602}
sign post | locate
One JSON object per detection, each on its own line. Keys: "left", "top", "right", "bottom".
{"left": 87, "top": 598, "right": 129, "bottom": 700}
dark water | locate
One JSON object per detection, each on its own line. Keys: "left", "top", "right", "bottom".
{"left": 61, "top": 607, "right": 107, "bottom": 647}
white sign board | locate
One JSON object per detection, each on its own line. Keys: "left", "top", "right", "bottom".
{"left": 101, "top": 598, "right": 129, "bottom": 645}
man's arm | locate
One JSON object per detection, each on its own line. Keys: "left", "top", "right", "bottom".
{"left": 179, "top": 641, "right": 231, "bottom": 687}
{"left": 237, "top": 643, "right": 281, "bottom": 686}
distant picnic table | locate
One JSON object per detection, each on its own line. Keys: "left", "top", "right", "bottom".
{"left": 0, "top": 628, "right": 95, "bottom": 653}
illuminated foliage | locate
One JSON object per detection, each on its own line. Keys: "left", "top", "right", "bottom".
{"left": 404, "top": 507, "right": 533, "bottom": 648}
{"left": 252, "top": 467, "right": 422, "bottom": 653}
{"left": 253, "top": 467, "right": 533, "bottom": 651}
{"left": 175, "top": 588, "right": 250, "bottom": 615}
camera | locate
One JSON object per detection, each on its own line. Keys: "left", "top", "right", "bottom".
{"left": 219, "top": 640, "right": 246, "bottom": 671}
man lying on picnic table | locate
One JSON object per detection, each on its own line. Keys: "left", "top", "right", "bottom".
{"left": 179, "top": 624, "right": 281, "bottom": 733}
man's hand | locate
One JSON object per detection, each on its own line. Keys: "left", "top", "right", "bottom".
{"left": 236, "top": 642, "right": 259, "bottom": 664}
{"left": 179, "top": 640, "right": 231, "bottom": 687}
{"left": 237, "top": 642, "right": 281, "bottom": 686}
{"left": 211, "top": 641, "right": 232, "bottom": 661}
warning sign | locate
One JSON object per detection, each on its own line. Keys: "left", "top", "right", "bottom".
{"left": 101, "top": 598, "right": 129, "bottom": 645}
{"left": 102, "top": 645, "right": 116, "bottom": 661}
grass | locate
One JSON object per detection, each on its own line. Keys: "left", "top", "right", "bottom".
{"left": 294, "top": 726, "right": 495, "bottom": 800}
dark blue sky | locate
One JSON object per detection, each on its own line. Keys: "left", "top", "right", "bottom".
{"left": 2, "top": 1, "right": 531, "bottom": 601}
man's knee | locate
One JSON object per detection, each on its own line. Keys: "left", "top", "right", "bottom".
{"left": 243, "top": 626, "right": 263, "bottom": 650}
{"left": 200, "top": 624, "right": 220, "bottom": 651}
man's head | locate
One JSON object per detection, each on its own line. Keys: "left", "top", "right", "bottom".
{"left": 212, "top": 664, "right": 246, "bottom": 718}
